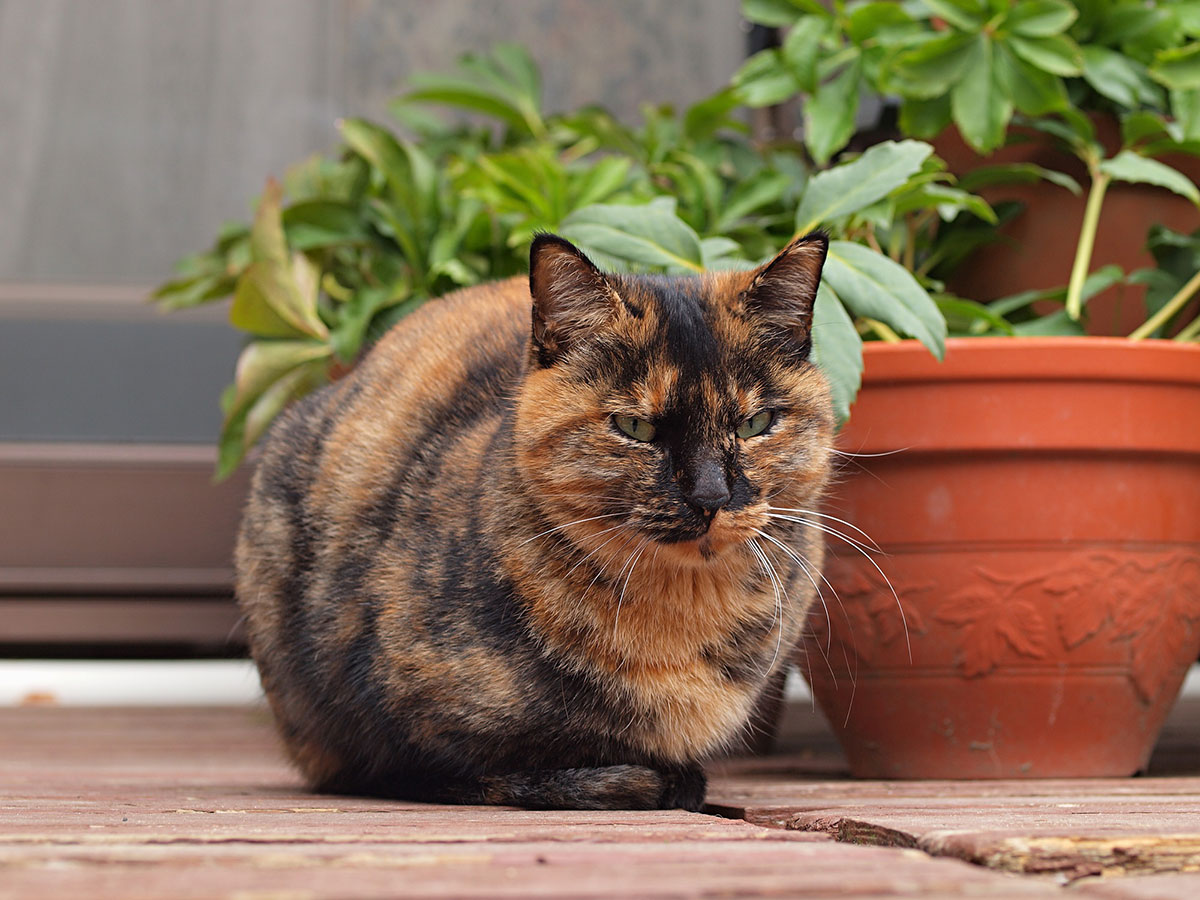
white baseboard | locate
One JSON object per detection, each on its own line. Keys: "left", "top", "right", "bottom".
{"left": 0, "top": 659, "right": 1196, "bottom": 707}
{"left": 0, "top": 659, "right": 263, "bottom": 706}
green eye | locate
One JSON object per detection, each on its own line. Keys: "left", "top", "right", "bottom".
{"left": 614, "top": 414, "right": 656, "bottom": 442}
{"left": 737, "top": 410, "right": 774, "bottom": 439}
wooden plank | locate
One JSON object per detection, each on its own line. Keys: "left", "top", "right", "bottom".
{"left": 0, "top": 707, "right": 1073, "bottom": 899}
{"left": 707, "top": 695, "right": 1200, "bottom": 882}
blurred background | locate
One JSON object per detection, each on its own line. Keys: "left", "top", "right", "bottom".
{"left": 0, "top": 0, "right": 752, "bottom": 699}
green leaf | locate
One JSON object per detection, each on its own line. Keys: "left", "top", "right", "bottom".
{"left": 560, "top": 199, "right": 705, "bottom": 273}
{"left": 340, "top": 118, "right": 437, "bottom": 218}
{"left": 1173, "top": 88, "right": 1200, "bottom": 141}
{"left": 152, "top": 273, "right": 236, "bottom": 311}
{"left": 230, "top": 261, "right": 322, "bottom": 339}
{"left": 683, "top": 88, "right": 744, "bottom": 140}
{"left": 1079, "top": 264, "right": 1126, "bottom": 301}
{"left": 889, "top": 31, "right": 979, "bottom": 99}
{"left": 921, "top": 0, "right": 985, "bottom": 31}
{"left": 936, "top": 294, "right": 1015, "bottom": 336}
{"left": 1007, "top": 33, "right": 1083, "bottom": 77}
{"left": 898, "top": 95, "right": 953, "bottom": 139}
{"left": 216, "top": 354, "right": 331, "bottom": 480}
{"left": 404, "top": 44, "right": 545, "bottom": 137}
{"left": 996, "top": 42, "right": 1067, "bottom": 115}
{"left": 249, "top": 179, "right": 289, "bottom": 266}
{"left": 795, "top": 140, "right": 933, "bottom": 234}
{"left": 1016, "top": 109, "right": 1095, "bottom": 151}
{"left": 810, "top": 283, "right": 863, "bottom": 426}
{"left": 225, "top": 339, "right": 332, "bottom": 422}
{"left": 331, "top": 286, "right": 414, "bottom": 363}
{"left": 1100, "top": 151, "right": 1200, "bottom": 205}
{"left": 804, "top": 58, "right": 863, "bottom": 165}
{"left": 220, "top": 358, "right": 330, "bottom": 480}
{"left": 1011, "top": 309, "right": 1087, "bottom": 336}
{"left": 951, "top": 36, "right": 1012, "bottom": 153}
{"left": 741, "top": 0, "right": 826, "bottom": 27}
{"left": 782, "top": 16, "right": 828, "bottom": 93}
{"left": 492, "top": 42, "right": 541, "bottom": 101}
{"left": 712, "top": 171, "right": 792, "bottom": 233}
{"left": 571, "top": 156, "right": 632, "bottom": 209}
{"left": 1093, "top": 4, "right": 1172, "bottom": 47}
{"left": 846, "top": 3, "right": 914, "bottom": 44}
{"left": 700, "top": 237, "right": 753, "bottom": 270}
{"left": 1008, "top": 0, "right": 1077, "bottom": 37}
{"left": 956, "top": 162, "right": 1081, "bottom": 195}
{"left": 282, "top": 200, "right": 369, "bottom": 250}
{"left": 1121, "top": 111, "right": 1173, "bottom": 149}
{"left": 1082, "top": 46, "right": 1165, "bottom": 109}
{"left": 1152, "top": 43, "right": 1200, "bottom": 91}
{"left": 894, "top": 183, "right": 997, "bottom": 222}
{"left": 732, "top": 49, "right": 800, "bottom": 107}
{"left": 822, "top": 240, "right": 947, "bottom": 357}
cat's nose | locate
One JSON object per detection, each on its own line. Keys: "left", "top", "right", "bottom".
{"left": 684, "top": 458, "right": 731, "bottom": 513}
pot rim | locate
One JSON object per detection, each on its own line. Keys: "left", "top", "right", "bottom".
{"left": 860, "top": 337, "right": 1200, "bottom": 387}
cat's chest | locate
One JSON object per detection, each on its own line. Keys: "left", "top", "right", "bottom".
{"left": 617, "top": 661, "right": 765, "bottom": 762}
{"left": 599, "top": 570, "right": 784, "bottom": 761}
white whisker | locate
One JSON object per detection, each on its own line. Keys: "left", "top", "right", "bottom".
{"left": 747, "top": 539, "right": 785, "bottom": 675}
{"left": 767, "top": 512, "right": 911, "bottom": 665}
{"left": 828, "top": 446, "right": 909, "bottom": 458}
{"left": 767, "top": 506, "right": 882, "bottom": 552}
{"left": 519, "top": 512, "right": 627, "bottom": 547}
{"left": 613, "top": 537, "right": 651, "bottom": 640}
{"left": 562, "top": 522, "right": 634, "bottom": 579}
{"left": 766, "top": 512, "right": 880, "bottom": 558}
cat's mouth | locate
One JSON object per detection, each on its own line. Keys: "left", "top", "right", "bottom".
{"left": 643, "top": 511, "right": 752, "bottom": 562}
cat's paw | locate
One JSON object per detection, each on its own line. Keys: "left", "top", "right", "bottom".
{"left": 657, "top": 764, "right": 707, "bottom": 812}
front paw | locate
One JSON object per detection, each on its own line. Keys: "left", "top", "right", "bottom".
{"left": 658, "top": 765, "right": 706, "bottom": 811}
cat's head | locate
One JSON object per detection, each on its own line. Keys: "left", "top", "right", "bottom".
{"left": 514, "top": 232, "right": 835, "bottom": 568}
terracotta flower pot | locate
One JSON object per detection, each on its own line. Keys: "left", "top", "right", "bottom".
{"left": 800, "top": 338, "right": 1200, "bottom": 778}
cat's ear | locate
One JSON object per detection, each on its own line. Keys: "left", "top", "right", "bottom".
{"left": 529, "top": 234, "right": 623, "bottom": 367}
{"left": 741, "top": 232, "right": 828, "bottom": 359}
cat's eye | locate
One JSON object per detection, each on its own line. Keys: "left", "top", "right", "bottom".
{"left": 614, "top": 414, "right": 656, "bottom": 442}
{"left": 737, "top": 410, "right": 774, "bottom": 439}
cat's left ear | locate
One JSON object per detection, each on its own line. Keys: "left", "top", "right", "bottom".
{"left": 740, "top": 232, "right": 828, "bottom": 360}
{"left": 529, "top": 234, "right": 624, "bottom": 367}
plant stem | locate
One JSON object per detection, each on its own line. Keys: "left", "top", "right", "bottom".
{"left": 1065, "top": 168, "right": 1111, "bottom": 321}
{"left": 1176, "top": 315, "right": 1200, "bottom": 341}
{"left": 864, "top": 224, "right": 883, "bottom": 256}
{"left": 903, "top": 214, "right": 918, "bottom": 272}
{"left": 1129, "top": 268, "right": 1200, "bottom": 340}
{"left": 860, "top": 317, "right": 902, "bottom": 342}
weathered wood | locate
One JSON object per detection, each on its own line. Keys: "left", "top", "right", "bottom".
{"left": 0, "top": 706, "right": 1077, "bottom": 899}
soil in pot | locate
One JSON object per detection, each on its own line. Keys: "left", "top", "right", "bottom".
{"left": 800, "top": 338, "right": 1200, "bottom": 778}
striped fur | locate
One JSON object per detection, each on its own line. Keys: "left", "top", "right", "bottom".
{"left": 236, "top": 233, "right": 834, "bottom": 811}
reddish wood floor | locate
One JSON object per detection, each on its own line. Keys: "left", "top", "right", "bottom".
{"left": 1, "top": 698, "right": 1197, "bottom": 898}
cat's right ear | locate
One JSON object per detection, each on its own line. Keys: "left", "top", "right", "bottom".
{"left": 529, "top": 234, "right": 622, "bottom": 367}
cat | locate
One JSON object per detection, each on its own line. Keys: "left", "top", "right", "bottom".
{"left": 235, "top": 231, "right": 835, "bottom": 811}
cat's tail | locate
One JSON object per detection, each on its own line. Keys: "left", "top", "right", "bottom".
{"left": 320, "top": 764, "right": 706, "bottom": 811}
{"left": 477, "top": 764, "right": 706, "bottom": 811}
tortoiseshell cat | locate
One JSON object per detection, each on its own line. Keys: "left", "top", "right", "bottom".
{"left": 236, "top": 232, "right": 834, "bottom": 811}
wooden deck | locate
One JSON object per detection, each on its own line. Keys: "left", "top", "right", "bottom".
{"left": 2, "top": 698, "right": 1198, "bottom": 899}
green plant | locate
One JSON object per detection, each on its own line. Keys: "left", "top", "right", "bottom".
{"left": 936, "top": 222, "right": 1200, "bottom": 339}
{"left": 157, "top": 44, "right": 985, "bottom": 477}
{"left": 737, "top": 0, "right": 1200, "bottom": 336}
{"left": 737, "top": 0, "right": 1200, "bottom": 159}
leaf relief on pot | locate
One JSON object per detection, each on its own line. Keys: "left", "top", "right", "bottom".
{"left": 802, "top": 560, "right": 930, "bottom": 666}
{"left": 1045, "top": 552, "right": 1200, "bottom": 704}
{"left": 934, "top": 552, "right": 1200, "bottom": 704}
